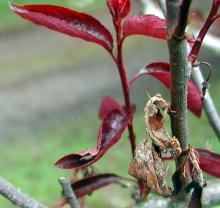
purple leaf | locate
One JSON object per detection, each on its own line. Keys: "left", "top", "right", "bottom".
{"left": 107, "top": 0, "right": 130, "bottom": 21}
{"left": 99, "top": 96, "right": 124, "bottom": 120}
{"left": 196, "top": 148, "right": 220, "bottom": 177}
{"left": 55, "top": 109, "right": 128, "bottom": 169}
{"left": 72, "top": 173, "right": 123, "bottom": 197}
{"left": 122, "top": 15, "right": 166, "bottom": 39}
{"left": 9, "top": 3, "right": 113, "bottom": 52}
{"left": 189, "top": 1, "right": 220, "bottom": 64}
{"left": 129, "top": 62, "right": 202, "bottom": 117}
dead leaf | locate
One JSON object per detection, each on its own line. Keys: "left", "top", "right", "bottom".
{"left": 128, "top": 140, "right": 171, "bottom": 198}
{"left": 172, "top": 146, "right": 206, "bottom": 205}
{"left": 128, "top": 94, "right": 182, "bottom": 199}
{"left": 144, "top": 94, "right": 182, "bottom": 160}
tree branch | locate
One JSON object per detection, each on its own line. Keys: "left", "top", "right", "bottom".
{"left": 166, "top": 0, "right": 191, "bottom": 157}
{"left": 130, "top": 179, "right": 220, "bottom": 208}
{"left": 166, "top": 0, "right": 192, "bottom": 199}
{"left": 58, "top": 177, "right": 81, "bottom": 208}
{"left": 0, "top": 176, "right": 47, "bottom": 208}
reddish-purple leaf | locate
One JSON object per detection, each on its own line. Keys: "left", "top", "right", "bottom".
{"left": 190, "top": 11, "right": 220, "bottom": 36}
{"left": 55, "top": 109, "right": 128, "bottom": 169}
{"left": 189, "top": 1, "right": 220, "bottom": 64}
{"left": 215, "top": 0, "right": 220, "bottom": 5}
{"left": 122, "top": 15, "right": 166, "bottom": 39}
{"left": 196, "top": 148, "right": 220, "bottom": 177}
{"left": 129, "top": 62, "right": 202, "bottom": 117}
{"left": 72, "top": 173, "right": 123, "bottom": 197}
{"left": 98, "top": 96, "right": 124, "bottom": 120}
{"left": 107, "top": 0, "right": 130, "bottom": 21}
{"left": 9, "top": 4, "right": 113, "bottom": 52}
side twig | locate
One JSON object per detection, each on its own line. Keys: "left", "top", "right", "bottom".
{"left": 58, "top": 177, "right": 81, "bottom": 208}
{"left": 191, "top": 67, "right": 220, "bottom": 140}
{"left": 0, "top": 176, "right": 47, "bottom": 208}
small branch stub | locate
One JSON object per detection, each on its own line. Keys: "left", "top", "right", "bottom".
{"left": 58, "top": 177, "right": 81, "bottom": 208}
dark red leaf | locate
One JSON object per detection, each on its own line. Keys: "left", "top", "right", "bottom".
{"left": 215, "top": 0, "right": 220, "bottom": 5}
{"left": 188, "top": 1, "right": 220, "bottom": 64}
{"left": 9, "top": 3, "right": 113, "bottom": 52}
{"left": 122, "top": 15, "right": 166, "bottom": 39}
{"left": 107, "top": 0, "right": 130, "bottom": 21}
{"left": 196, "top": 148, "right": 220, "bottom": 177}
{"left": 72, "top": 173, "right": 123, "bottom": 197}
{"left": 55, "top": 109, "right": 128, "bottom": 169}
{"left": 98, "top": 96, "right": 124, "bottom": 120}
{"left": 190, "top": 11, "right": 220, "bottom": 36}
{"left": 129, "top": 62, "right": 202, "bottom": 117}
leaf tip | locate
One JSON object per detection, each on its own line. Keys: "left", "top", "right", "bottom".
{"left": 54, "top": 159, "right": 65, "bottom": 169}
{"left": 54, "top": 154, "right": 75, "bottom": 169}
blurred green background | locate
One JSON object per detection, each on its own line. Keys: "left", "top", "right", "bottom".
{"left": 0, "top": 0, "right": 220, "bottom": 207}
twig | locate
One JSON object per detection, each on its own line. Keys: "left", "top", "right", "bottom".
{"left": 58, "top": 177, "right": 80, "bottom": 208}
{"left": 113, "top": 17, "right": 136, "bottom": 157}
{"left": 130, "top": 179, "right": 220, "bottom": 208}
{"left": 191, "top": 67, "right": 220, "bottom": 140}
{"left": 193, "top": 29, "right": 220, "bottom": 53}
{"left": 0, "top": 176, "right": 47, "bottom": 208}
